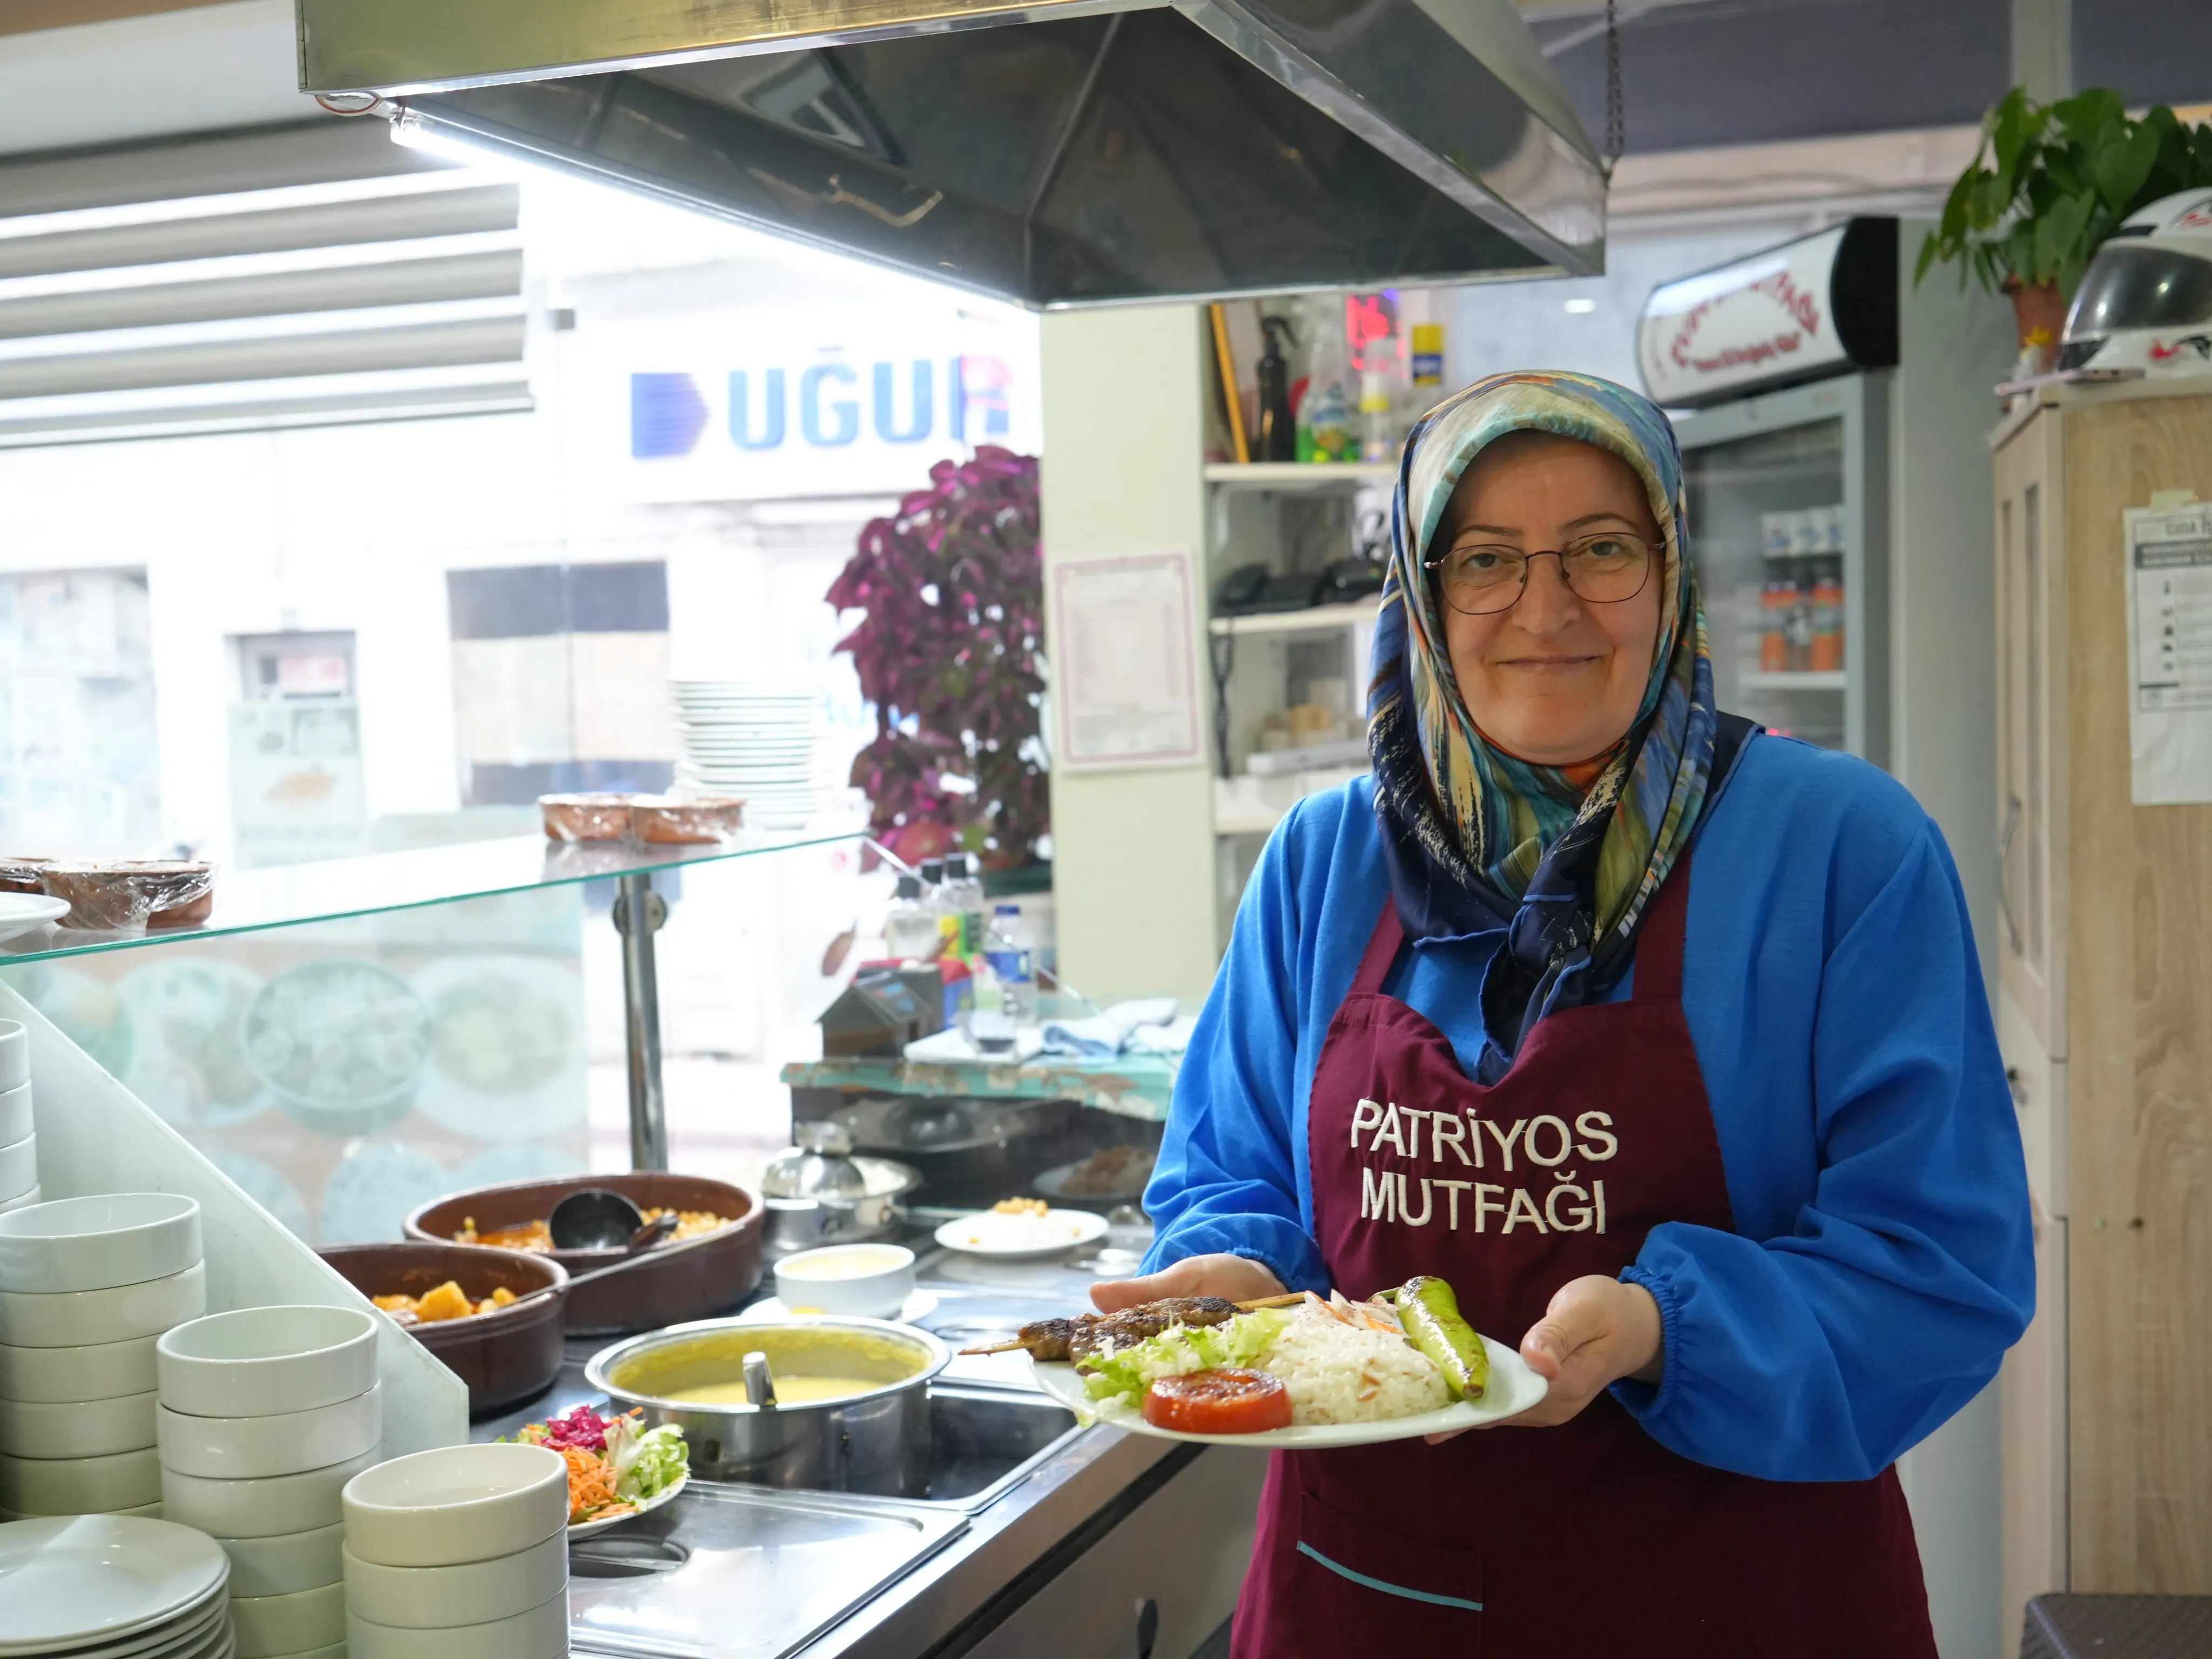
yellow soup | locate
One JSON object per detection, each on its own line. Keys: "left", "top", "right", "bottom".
{"left": 663, "top": 1374, "right": 885, "bottom": 1406}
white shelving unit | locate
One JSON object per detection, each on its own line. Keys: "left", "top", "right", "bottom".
{"left": 1202, "top": 462, "right": 1395, "bottom": 490}
{"left": 1738, "top": 669, "right": 1848, "bottom": 691}
{"left": 1208, "top": 598, "right": 1380, "bottom": 638}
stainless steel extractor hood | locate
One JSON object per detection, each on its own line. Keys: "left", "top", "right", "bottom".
{"left": 295, "top": 0, "right": 1605, "bottom": 306}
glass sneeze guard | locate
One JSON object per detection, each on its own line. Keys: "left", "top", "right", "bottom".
{"left": 0, "top": 827, "right": 862, "bottom": 1194}
{"left": 0, "top": 830, "right": 861, "bottom": 966}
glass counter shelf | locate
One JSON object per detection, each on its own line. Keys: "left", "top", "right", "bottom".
{"left": 0, "top": 830, "right": 859, "bottom": 967}
{"left": 0, "top": 828, "right": 862, "bottom": 1188}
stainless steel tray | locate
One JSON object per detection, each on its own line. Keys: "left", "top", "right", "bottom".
{"left": 570, "top": 1482, "right": 968, "bottom": 1659}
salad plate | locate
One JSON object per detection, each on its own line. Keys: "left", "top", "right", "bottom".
{"left": 505, "top": 1404, "right": 690, "bottom": 1536}
{"left": 1030, "top": 1333, "right": 1548, "bottom": 1448}
{"left": 568, "top": 1470, "right": 687, "bottom": 1539}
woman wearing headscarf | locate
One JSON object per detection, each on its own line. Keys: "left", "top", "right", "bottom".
{"left": 1095, "top": 372, "right": 2034, "bottom": 1656}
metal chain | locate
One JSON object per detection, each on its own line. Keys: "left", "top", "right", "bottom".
{"left": 1603, "top": 0, "right": 1625, "bottom": 180}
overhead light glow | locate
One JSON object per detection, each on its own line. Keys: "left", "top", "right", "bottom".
{"left": 1563, "top": 297, "right": 1598, "bottom": 315}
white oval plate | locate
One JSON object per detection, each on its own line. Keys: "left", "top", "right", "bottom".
{"left": 569, "top": 1471, "right": 686, "bottom": 1540}
{"left": 0, "top": 898, "right": 67, "bottom": 947}
{"left": 1029, "top": 1334, "right": 1549, "bottom": 1448}
{"left": 933, "top": 1208, "right": 1110, "bottom": 1259}
{"left": 0, "top": 1515, "right": 229, "bottom": 1653}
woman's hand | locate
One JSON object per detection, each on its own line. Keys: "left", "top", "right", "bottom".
{"left": 1428, "top": 1274, "right": 1662, "bottom": 1441}
{"left": 1090, "top": 1253, "right": 1285, "bottom": 1313}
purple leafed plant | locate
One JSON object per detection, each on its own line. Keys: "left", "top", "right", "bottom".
{"left": 828, "top": 446, "right": 1048, "bottom": 871}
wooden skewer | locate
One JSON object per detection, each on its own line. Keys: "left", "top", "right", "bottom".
{"left": 1235, "top": 1292, "right": 1307, "bottom": 1310}
{"left": 957, "top": 1339, "right": 1033, "bottom": 1356}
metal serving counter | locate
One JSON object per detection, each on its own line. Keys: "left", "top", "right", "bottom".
{"left": 478, "top": 1256, "right": 1265, "bottom": 1659}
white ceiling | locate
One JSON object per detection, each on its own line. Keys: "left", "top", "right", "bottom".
{"left": 0, "top": 0, "right": 313, "bottom": 158}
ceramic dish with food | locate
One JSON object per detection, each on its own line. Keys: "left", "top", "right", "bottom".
{"left": 933, "top": 1201, "right": 1109, "bottom": 1258}
{"left": 996, "top": 1279, "right": 1548, "bottom": 1448}
{"left": 630, "top": 795, "right": 745, "bottom": 845}
{"left": 318, "top": 1243, "right": 566, "bottom": 1417}
{"left": 501, "top": 1404, "right": 687, "bottom": 1535}
{"left": 406, "top": 1173, "right": 763, "bottom": 1335}
{"left": 538, "top": 794, "right": 636, "bottom": 843}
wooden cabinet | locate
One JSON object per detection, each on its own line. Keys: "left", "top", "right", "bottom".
{"left": 1991, "top": 385, "right": 2212, "bottom": 1650}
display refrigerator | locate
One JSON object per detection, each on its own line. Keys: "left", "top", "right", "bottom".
{"left": 1637, "top": 220, "right": 1903, "bottom": 763}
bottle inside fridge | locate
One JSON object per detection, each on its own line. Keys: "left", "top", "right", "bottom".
{"left": 1681, "top": 415, "right": 1848, "bottom": 751}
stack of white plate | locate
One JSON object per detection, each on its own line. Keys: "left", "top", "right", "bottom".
{"left": 0, "top": 1514, "right": 233, "bottom": 1659}
{"left": 343, "top": 1443, "right": 571, "bottom": 1659}
{"left": 0, "top": 1196, "right": 206, "bottom": 1521}
{"left": 670, "top": 681, "right": 824, "bottom": 829}
{"left": 157, "top": 1308, "right": 381, "bottom": 1659}
{"left": 0, "top": 1023, "right": 37, "bottom": 1216}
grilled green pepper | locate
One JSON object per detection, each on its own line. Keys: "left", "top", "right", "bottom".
{"left": 1395, "top": 1275, "right": 1489, "bottom": 1401}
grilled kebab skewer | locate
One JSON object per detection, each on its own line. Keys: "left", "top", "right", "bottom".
{"left": 960, "top": 1296, "right": 1243, "bottom": 1363}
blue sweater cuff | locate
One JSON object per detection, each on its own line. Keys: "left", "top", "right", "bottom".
{"left": 1609, "top": 1265, "right": 1682, "bottom": 1423}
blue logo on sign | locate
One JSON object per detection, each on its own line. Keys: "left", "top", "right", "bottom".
{"left": 629, "top": 373, "right": 709, "bottom": 458}
{"left": 631, "top": 356, "right": 1013, "bottom": 460}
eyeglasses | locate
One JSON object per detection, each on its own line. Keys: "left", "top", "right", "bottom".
{"left": 1422, "top": 531, "right": 1658, "bottom": 617}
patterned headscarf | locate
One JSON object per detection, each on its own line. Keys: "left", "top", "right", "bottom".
{"left": 1365, "top": 370, "right": 1718, "bottom": 1082}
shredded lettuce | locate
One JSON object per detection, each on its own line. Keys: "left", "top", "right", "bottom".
{"left": 606, "top": 1416, "right": 690, "bottom": 1503}
{"left": 1080, "top": 1309, "right": 1290, "bottom": 1409}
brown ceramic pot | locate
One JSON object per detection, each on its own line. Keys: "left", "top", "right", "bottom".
{"left": 404, "top": 1172, "right": 764, "bottom": 1335}
{"left": 319, "top": 1242, "right": 567, "bottom": 1416}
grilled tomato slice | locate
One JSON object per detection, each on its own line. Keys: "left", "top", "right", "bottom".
{"left": 1142, "top": 1368, "right": 1292, "bottom": 1434}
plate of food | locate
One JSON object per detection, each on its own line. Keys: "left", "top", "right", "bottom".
{"left": 505, "top": 1404, "right": 690, "bottom": 1536}
{"left": 934, "top": 1198, "right": 1110, "bottom": 1258}
{"left": 1032, "top": 1146, "right": 1155, "bottom": 1203}
{"left": 982, "top": 1277, "right": 1547, "bottom": 1447}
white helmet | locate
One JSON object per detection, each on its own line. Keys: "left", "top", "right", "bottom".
{"left": 2060, "top": 189, "right": 2212, "bottom": 376}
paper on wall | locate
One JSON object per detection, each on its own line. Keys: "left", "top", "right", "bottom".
{"left": 2125, "top": 501, "right": 2212, "bottom": 803}
{"left": 1051, "top": 551, "right": 1205, "bottom": 771}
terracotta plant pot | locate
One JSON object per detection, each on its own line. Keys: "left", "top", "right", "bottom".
{"left": 2005, "top": 276, "right": 2068, "bottom": 351}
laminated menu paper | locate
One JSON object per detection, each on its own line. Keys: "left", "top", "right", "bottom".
{"left": 2125, "top": 501, "right": 2212, "bottom": 804}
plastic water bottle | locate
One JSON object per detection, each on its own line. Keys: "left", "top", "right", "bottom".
{"left": 986, "top": 903, "right": 1036, "bottom": 1023}
{"left": 942, "top": 853, "right": 988, "bottom": 960}
{"left": 885, "top": 875, "right": 940, "bottom": 962}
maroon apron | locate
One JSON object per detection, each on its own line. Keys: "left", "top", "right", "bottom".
{"left": 1230, "top": 859, "right": 1937, "bottom": 1658}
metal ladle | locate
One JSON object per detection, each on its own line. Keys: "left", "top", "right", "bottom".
{"left": 548, "top": 1188, "right": 657, "bottom": 1251}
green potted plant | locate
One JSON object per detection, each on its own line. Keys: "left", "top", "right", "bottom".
{"left": 1918, "top": 86, "right": 2212, "bottom": 362}
{"left": 827, "top": 447, "right": 1049, "bottom": 873}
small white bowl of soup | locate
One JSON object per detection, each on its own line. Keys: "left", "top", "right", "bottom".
{"left": 773, "top": 1243, "right": 915, "bottom": 1318}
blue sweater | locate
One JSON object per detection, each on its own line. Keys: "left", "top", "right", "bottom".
{"left": 1142, "top": 735, "right": 2035, "bottom": 1482}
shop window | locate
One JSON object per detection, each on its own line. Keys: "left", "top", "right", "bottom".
{"left": 0, "top": 568, "right": 158, "bottom": 855}
{"left": 446, "top": 561, "right": 675, "bottom": 806}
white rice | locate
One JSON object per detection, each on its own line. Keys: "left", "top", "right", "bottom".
{"left": 1262, "top": 1308, "right": 1451, "bottom": 1426}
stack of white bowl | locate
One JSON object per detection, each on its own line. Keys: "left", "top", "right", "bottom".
{"left": 0, "top": 1193, "right": 206, "bottom": 1522}
{"left": 342, "top": 1443, "right": 571, "bottom": 1659}
{"left": 0, "top": 1020, "right": 37, "bottom": 1215}
{"left": 0, "top": 1513, "right": 234, "bottom": 1659}
{"left": 157, "top": 1307, "right": 382, "bottom": 1659}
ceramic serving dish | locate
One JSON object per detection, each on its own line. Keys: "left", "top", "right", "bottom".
{"left": 538, "top": 793, "right": 635, "bottom": 842}
{"left": 318, "top": 1243, "right": 565, "bottom": 1415}
{"left": 405, "top": 1172, "right": 763, "bottom": 1335}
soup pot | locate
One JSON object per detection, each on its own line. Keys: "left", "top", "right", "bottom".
{"left": 405, "top": 1173, "right": 763, "bottom": 1335}
{"left": 585, "top": 1317, "right": 948, "bottom": 1496}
